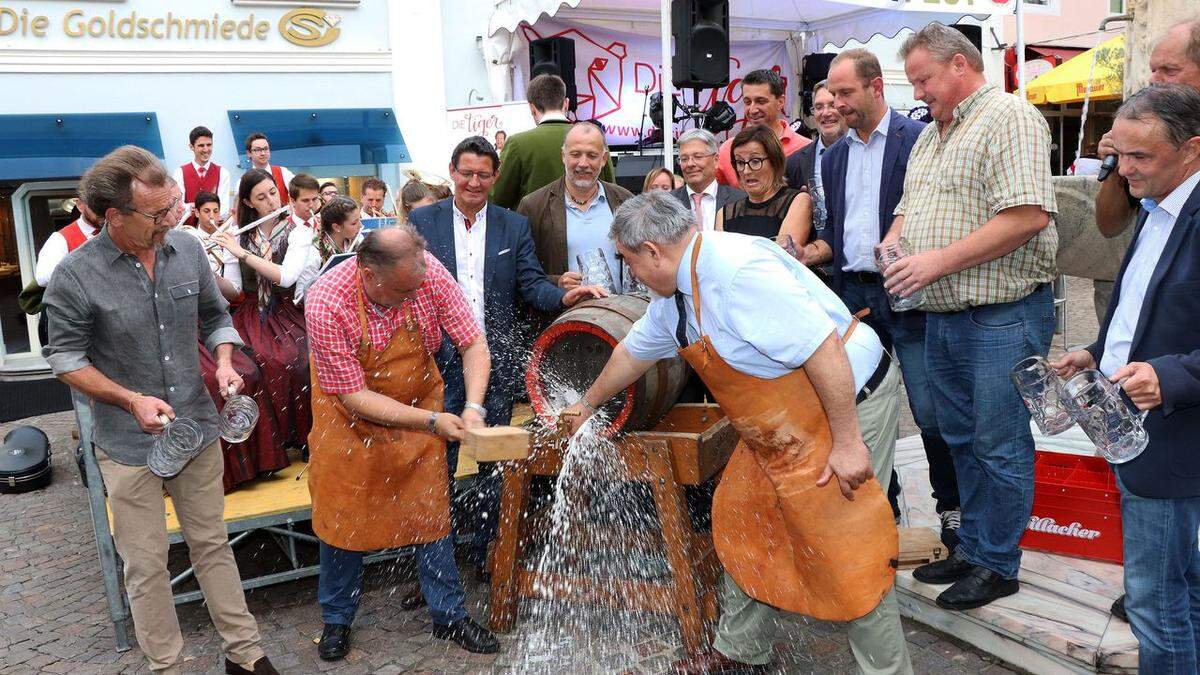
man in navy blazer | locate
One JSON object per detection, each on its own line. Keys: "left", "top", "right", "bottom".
{"left": 1055, "top": 85, "right": 1200, "bottom": 674}
{"left": 800, "top": 50, "right": 960, "bottom": 550}
{"left": 410, "top": 136, "right": 604, "bottom": 577}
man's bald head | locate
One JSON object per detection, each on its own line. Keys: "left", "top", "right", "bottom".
{"left": 1151, "top": 18, "right": 1200, "bottom": 91}
{"left": 357, "top": 226, "right": 429, "bottom": 307}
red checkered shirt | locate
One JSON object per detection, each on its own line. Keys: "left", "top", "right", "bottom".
{"left": 304, "top": 252, "right": 482, "bottom": 394}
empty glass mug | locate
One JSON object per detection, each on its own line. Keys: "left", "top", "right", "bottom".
{"left": 874, "top": 238, "right": 925, "bottom": 312}
{"left": 576, "top": 248, "right": 616, "bottom": 294}
{"left": 147, "top": 415, "right": 205, "bottom": 478}
{"left": 219, "top": 393, "right": 260, "bottom": 444}
{"left": 1009, "top": 356, "right": 1075, "bottom": 435}
{"left": 1061, "top": 369, "right": 1149, "bottom": 464}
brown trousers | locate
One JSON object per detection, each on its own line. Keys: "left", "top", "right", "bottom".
{"left": 98, "top": 442, "right": 263, "bottom": 674}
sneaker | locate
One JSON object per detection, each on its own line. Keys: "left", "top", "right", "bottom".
{"left": 939, "top": 509, "right": 961, "bottom": 552}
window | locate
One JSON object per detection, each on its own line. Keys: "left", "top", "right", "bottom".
{"left": 1109, "top": 0, "right": 1124, "bottom": 13}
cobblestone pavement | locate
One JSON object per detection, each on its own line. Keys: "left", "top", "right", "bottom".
{"left": 2, "top": 278, "right": 1104, "bottom": 674}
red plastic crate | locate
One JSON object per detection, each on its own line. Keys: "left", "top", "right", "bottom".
{"left": 1019, "top": 451, "right": 1123, "bottom": 564}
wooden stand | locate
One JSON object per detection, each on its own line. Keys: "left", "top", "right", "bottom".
{"left": 489, "top": 403, "right": 738, "bottom": 654}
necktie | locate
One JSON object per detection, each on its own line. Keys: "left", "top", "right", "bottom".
{"left": 463, "top": 214, "right": 473, "bottom": 233}
{"left": 197, "top": 166, "right": 207, "bottom": 178}
{"left": 690, "top": 192, "right": 704, "bottom": 229}
{"left": 674, "top": 291, "right": 690, "bottom": 348}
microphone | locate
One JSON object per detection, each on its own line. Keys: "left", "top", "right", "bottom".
{"left": 1097, "top": 154, "right": 1118, "bottom": 182}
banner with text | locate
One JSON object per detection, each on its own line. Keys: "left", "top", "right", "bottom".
{"left": 513, "top": 19, "right": 791, "bottom": 147}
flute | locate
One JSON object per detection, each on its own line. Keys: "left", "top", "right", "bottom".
{"left": 173, "top": 203, "right": 194, "bottom": 229}
{"left": 203, "top": 205, "right": 289, "bottom": 251}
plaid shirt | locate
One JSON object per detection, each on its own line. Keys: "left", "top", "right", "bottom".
{"left": 304, "top": 252, "right": 482, "bottom": 394}
{"left": 895, "top": 84, "right": 1058, "bottom": 312}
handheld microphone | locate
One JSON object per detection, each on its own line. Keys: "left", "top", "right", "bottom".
{"left": 1097, "top": 154, "right": 1118, "bottom": 182}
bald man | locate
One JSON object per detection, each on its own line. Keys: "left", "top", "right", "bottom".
{"left": 518, "top": 122, "right": 635, "bottom": 290}
{"left": 1096, "top": 18, "right": 1200, "bottom": 237}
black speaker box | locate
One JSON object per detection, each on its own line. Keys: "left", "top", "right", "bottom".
{"left": 672, "top": 0, "right": 730, "bottom": 89}
{"left": 529, "top": 36, "right": 578, "bottom": 112}
{"left": 800, "top": 53, "right": 836, "bottom": 115}
{"left": 951, "top": 24, "right": 984, "bottom": 54}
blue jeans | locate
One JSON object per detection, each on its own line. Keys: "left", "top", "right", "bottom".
{"left": 317, "top": 534, "right": 468, "bottom": 627}
{"left": 1119, "top": 474, "right": 1200, "bottom": 674}
{"left": 925, "top": 284, "right": 1053, "bottom": 579}
{"left": 840, "top": 275, "right": 960, "bottom": 514}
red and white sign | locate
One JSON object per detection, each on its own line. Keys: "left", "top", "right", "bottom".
{"left": 513, "top": 19, "right": 791, "bottom": 147}
{"left": 445, "top": 100, "right": 536, "bottom": 154}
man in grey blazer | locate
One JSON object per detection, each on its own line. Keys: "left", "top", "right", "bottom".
{"left": 672, "top": 129, "right": 746, "bottom": 231}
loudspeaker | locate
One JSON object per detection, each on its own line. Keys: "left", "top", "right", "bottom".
{"left": 672, "top": 0, "right": 730, "bottom": 89}
{"left": 951, "top": 24, "right": 984, "bottom": 54}
{"left": 800, "top": 52, "right": 836, "bottom": 115}
{"left": 529, "top": 36, "right": 577, "bottom": 112}
{"left": 612, "top": 153, "right": 665, "bottom": 195}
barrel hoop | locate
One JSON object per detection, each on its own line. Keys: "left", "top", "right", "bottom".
{"left": 526, "top": 319, "right": 636, "bottom": 438}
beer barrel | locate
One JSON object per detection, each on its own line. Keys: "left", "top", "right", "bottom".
{"left": 526, "top": 295, "right": 689, "bottom": 437}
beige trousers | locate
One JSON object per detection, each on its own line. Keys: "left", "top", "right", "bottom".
{"left": 712, "top": 362, "right": 914, "bottom": 674}
{"left": 98, "top": 442, "right": 263, "bottom": 674}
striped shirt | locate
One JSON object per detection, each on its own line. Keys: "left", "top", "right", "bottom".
{"left": 895, "top": 84, "right": 1058, "bottom": 312}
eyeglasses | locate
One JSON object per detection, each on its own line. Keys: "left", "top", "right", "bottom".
{"left": 125, "top": 196, "right": 182, "bottom": 227}
{"left": 733, "top": 157, "right": 767, "bottom": 172}
{"left": 678, "top": 152, "right": 715, "bottom": 165}
{"left": 454, "top": 170, "right": 496, "bottom": 182}
{"left": 249, "top": 147, "right": 270, "bottom": 154}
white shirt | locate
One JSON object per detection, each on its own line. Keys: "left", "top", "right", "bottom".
{"left": 842, "top": 111, "right": 891, "bottom": 272}
{"left": 1100, "top": 170, "right": 1200, "bottom": 376}
{"left": 295, "top": 231, "right": 363, "bottom": 304}
{"left": 182, "top": 226, "right": 242, "bottom": 290}
{"left": 685, "top": 180, "right": 720, "bottom": 231}
{"left": 452, "top": 202, "right": 489, "bottom": 331}
{"left": 243, "top": 218, "right": 313, "bottom": 289}
{"left": 34, "top": 216, "right": 101, "bottom": 286}
{"left": 565, "top": 184, "right": 622, "bottom": 284}
{"left": 624, "top": 231, "right": 883, "bottom": 390}
{"left": 171, "top": 161, "right": 232, "bottom": 206}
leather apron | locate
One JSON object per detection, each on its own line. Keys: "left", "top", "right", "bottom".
{"left": 307, "top": 284, "right": 450, "bottom": 552}
{"left": 677, "top": 234, "right": 897, "bottom": 621}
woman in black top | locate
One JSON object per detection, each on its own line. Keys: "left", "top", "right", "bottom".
{"left": 717, "top": 124, "right": 813, "bottom": 254}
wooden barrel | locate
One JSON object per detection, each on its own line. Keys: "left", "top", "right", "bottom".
{"left": 526, "top": 295, "right": 689, "bottom": 437}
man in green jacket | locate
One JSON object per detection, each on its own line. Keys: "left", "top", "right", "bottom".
{"left": 490, "top": 73, "right": 615, "bottom": 209}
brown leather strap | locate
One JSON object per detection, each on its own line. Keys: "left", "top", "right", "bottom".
{"left": 688, "top": 233, "right": 704, "bottom": 335}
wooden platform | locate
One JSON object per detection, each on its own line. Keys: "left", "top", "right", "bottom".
{"left": 893, "top": 433, "right": 1137, "bottom": 674}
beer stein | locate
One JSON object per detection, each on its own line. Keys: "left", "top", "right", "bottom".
{"left": 576, "top": 248, "right": 616, "bottom": 294}
{"left": 147, "top": 416, "right": 205, "bottom": 478}
{"left": 1061, "top": 369, "right": 1149, "bottom": 464}
{"left": 875, "top": 238, "right": 925, "bottom": 312}
{"left": 219, "top": 394, "right": 260, "bottom": 444}
{"left": 1010, "top": 355, "right": 1075, "bottom": 435}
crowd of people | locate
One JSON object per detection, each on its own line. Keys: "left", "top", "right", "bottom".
{"left": 29, "top": 15, "right": 1200, "bottom": 675}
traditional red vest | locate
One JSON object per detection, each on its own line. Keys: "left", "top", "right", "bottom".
{"left": 270, "top": 165, "right": 291, "bottom": 206}
{"left": 59, "top": 219, "right": 96, "bottom": 253}
{"left": 181, "top": 162, "right": 220, "bottom": 202}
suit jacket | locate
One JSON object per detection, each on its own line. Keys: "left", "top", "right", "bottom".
{"left": 1086, "top": 178, "right": 1200, "bottom": 499}
{"left": 819, "top": 110, "right": 926, "bottom": 294}
{"left": 516, "top": 177, "right": 634, "bottom": 281}
{"left": 489, "top": 120, "right": 616, "bottom": 210}
{"left": 784, "top": 141, "right": 820, "bottom": 193}
{"left": 409, "top": 199, "right": 565, "bottom": 424}
{"left": 671, "top": 182, "right": 747, "bottom": 225}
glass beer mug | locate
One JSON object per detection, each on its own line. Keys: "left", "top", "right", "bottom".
{"left": 576, "top": 248, "right": 616, "bottom": 294}
{"left": 874, "top": 237, "right": 925, "bottom": 312}
{"left": 219, "top": 393, "right": 260, "bottom": 444}
{"left": 146, "top": 415, "right": 205, "bottom": 478}
{"left": 1010, "top": 355, "right": 1075, "bottom": 435}
{"left": 1061, "top": 369, "right": 1149, "bottom": 464}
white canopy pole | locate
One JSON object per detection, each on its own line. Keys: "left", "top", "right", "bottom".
{"left": 660, "top": 0, "right": 674, "bottom": 173}
{"left": 1016, "top": 0, "right": 1026, "bottom": 98}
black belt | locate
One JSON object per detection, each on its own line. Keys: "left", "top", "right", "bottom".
{"left": 848, "top": 271, "right": 882, "bottom": 284}
{"left": 855, "top": 350, "right": 892, "bottom": 404}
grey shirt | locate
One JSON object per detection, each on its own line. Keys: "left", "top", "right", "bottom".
{"left": 43, "top": 229, "right": 242, "bottom": 465}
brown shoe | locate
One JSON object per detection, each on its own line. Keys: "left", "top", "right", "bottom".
{"left": 671, "top": 648, "right": 767, "bottom": 674}
{"left": 225, "top": 656, "right": 279, "bottom": 674}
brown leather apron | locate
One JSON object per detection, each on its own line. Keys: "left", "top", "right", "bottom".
{"left": 677, "top": 234, "right": 897, "bottom": 621}
{"left": 307, "top": 284, "right": 450, "bottom": 552}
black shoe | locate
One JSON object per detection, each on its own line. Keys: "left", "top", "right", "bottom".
{"left": 317, "top": 623, "right": 351, "bottom": 661}
{"left": 475, "top": 562, "right": 492, "bottom": 585}
{"left": 432, "top": 616, "right": 500, "bottom": 654}
{"left": 913, "top": 553, "right": 974, "bottom": 585}
{"left": 1111, "top": 594, "right": 1128, "bottom": 622}
{"left": 399, "top": 584, "right": 427, "bottom": 611}
{"left": 935, "top": 567, "right": 1019, "bottom": 610}
{"left": 225, "top": 656, "right": 279, "bottom": 675}
{"left": 939, "top": 509, "right": 961, "bottom": 552}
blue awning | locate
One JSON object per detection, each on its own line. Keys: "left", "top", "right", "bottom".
{"left": 227, "top": 108, "right": 409, "bottom": 166}
{"left": 0, "top": 113, "right": 163, "bottom": 181}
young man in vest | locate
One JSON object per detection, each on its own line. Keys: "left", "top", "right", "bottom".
{"left": 288, "top": 174, "right": 323, "bottom": 231}
{"left": 245, "top": 132, "right": 294, "bottom": 206}
{"left": 172, "top": 125, "right": 231, "bottom": 221}
{"left": 359, "top": 177, "right": 393, "bottom": 217}
{"left": 31, "top": 198, "right": 106, "bottom": 344}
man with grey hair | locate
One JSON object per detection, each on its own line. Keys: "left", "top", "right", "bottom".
{"left": 1096, "top": 16, "right": 1200, "bottom": 237}
{"left": 887, "top": 21, "right": 1059, "bottom": 610}
{"left": 672, "top": 128, "right": 746, "bottom": 231}
{"left": 562, "top": 191, "right": 911, "bottom": 674}
{"left": 42, "top": 146, "right": 278, "bottom": 674}
{"left": 1054, "top": 83, "right": 1200, "bottom": 673}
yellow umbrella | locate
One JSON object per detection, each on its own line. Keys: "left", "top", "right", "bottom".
{"left": 1026, "top": 35, "right": 1124, "bottom": 105}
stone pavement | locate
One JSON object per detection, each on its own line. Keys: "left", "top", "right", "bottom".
{"left": 0, "top": 276, "right": 1107, "bottom": 675}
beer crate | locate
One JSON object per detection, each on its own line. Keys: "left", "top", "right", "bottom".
{"left": 1019, "top": 450, "right": 1123, "bottom": 564}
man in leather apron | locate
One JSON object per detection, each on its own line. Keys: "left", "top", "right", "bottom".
{"left": 563, "top": 192, "right": 912, "bottom": 674}
{"left": 304, "top": 228, "right": 499, "bottom": 659}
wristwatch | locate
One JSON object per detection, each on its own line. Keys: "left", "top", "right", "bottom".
{"left": 427, "top": 412, "right": 439, "bottom": 433}
{"left": 464, "top": 402, "right": 487, "bottom": 418}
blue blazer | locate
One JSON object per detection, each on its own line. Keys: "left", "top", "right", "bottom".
{"left": 410, "top": 199, "right": 565, "bottom": 424}
{"left": 1086, "top": 179, "right": 1200, "bottom": 499}
{"left": 819, "top": 110, "right": 925, "bottom": 294}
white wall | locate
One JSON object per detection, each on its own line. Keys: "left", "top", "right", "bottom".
{"left": 439, "top": 0, "right": 494, "bottom": 108}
